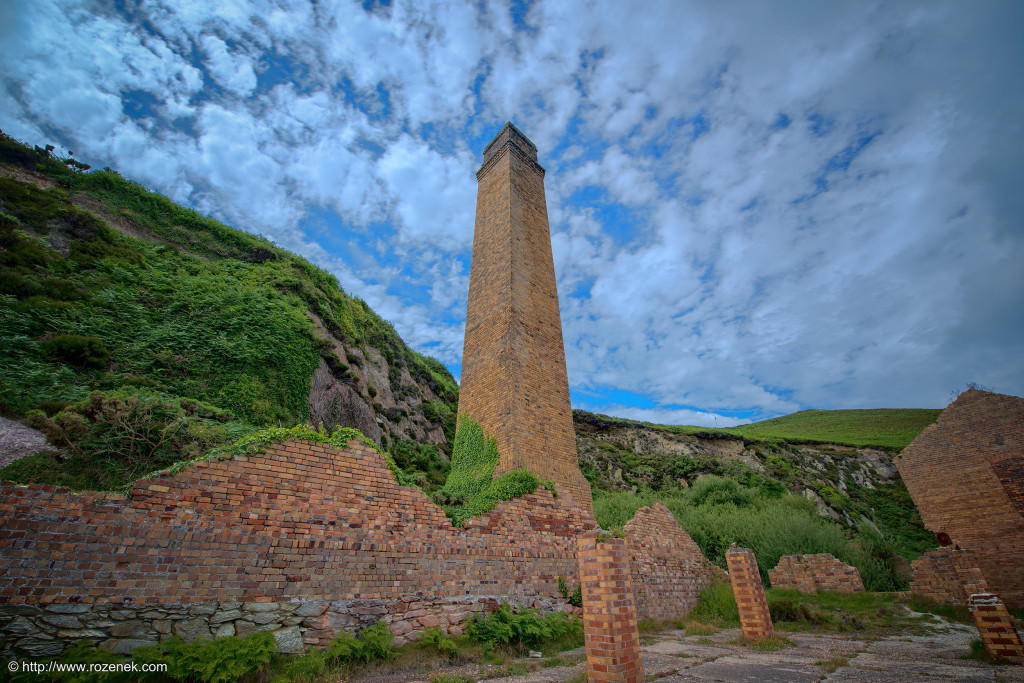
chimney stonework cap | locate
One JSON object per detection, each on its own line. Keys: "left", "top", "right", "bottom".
{"left": 482, "top": 121, "right": 539, "bottom": 164}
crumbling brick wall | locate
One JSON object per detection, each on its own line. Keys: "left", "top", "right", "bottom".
{"left": 910, "top": 547, "right": 989, "bottom": 605}
{"left": 623, "top": 502, "right": 719, "bottom": 620}
{"left": 896, "top": 389, "right": 1024, "bottom": 608}
{"left": 769, "top": 554, "right": 864, "bottom": 594}
{"left": 0, "top": 438, "right": 596, "bottom": 656}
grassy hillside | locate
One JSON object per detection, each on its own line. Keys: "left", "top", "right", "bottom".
{"left": 723, "top": 409, "right": 941, "bottom": 450}
{"left": 576, "top": 407, "right": 940, "bottom": 451}
{"left": 0, "top": 133, "right": 457, "bottom": 492}
{"left": 575, "top": 407, "right": 941, "bottom": 590}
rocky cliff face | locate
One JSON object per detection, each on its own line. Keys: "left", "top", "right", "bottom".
{"left": 307, "top": 312, "right": 450, "bottom": 451}
{"left": 573, "top": 413, "right": 922, "bottom": 539}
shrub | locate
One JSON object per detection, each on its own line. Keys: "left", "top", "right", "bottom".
{"left": 466, "top": 606, "right": 578, "bottom": 652}
{"left": 435, "top": 415, "right": 543, "bottom": 525}
{"left": 40, "top": 334, "right": 109, "bottom": 368}
{"left": 557, "top": 576, "right": 583, "bottom": 608}
{"left": 132, "top": 632, "right": 276, "bottom": 683}
{"left": 421, "top": 626, "right": 460, "bottom": 659}
{"left": 689, "top": 578, "right": 740, "bottom": 627}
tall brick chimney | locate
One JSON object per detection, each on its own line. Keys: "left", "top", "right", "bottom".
{"left": 458, "top": 122, "right": 593, "bottom": 515}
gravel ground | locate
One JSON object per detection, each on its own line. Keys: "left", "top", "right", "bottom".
{"left": 0, "top": 416, "right": 52, "bottom": 469}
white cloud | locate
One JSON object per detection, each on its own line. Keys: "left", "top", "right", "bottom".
{"left": 2, "top": 0, "right": 1021, "bottom": 422}
{"left": 587, "top": 404, "right": 749, "bottom": 429}
{"left": 376, "top": 135, "right": 477, "bottom": 249}
{"left": 200, "top": 35, "right": 257, "bottom": 97}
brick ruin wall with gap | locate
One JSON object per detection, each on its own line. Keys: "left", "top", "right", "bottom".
{"left": 0, "top": 437, "right": 711, "bottom": 658}
{"left": 895, "top": 389, "right": 1024, "bottom": 608}
{"left": 909, "top": 547, "right": 990, "bottom": 606}
{"left": 623, "top": 502, "right": 720, "bottom": 621}
{"left": 768, "top": 553, "right": 864, "bottom": 594}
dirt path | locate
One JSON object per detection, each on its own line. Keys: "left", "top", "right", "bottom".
{"left": 0, "top": 416, "right": 52, "bottom": 469}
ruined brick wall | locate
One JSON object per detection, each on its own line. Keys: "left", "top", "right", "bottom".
{"left": 458, "top": 122, "right": 593, "bottom": 513}
{"left": 0, "top": 438, "right": 596, "bottom": 657}
{"left": 623, "top": 502, "right": 719, "bottom": 620}
{"left": 910, "top": 547, "right": 989, "bottom": 605}
{"left": 896, "top": 389, "right": 1024, "bottom": 608}
{"left": 768, "top": 554, "right": 864, "bottom": 594}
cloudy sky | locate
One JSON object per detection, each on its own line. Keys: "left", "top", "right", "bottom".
{"left": 2, "top": 0, "right": 1022, "bottom": 426}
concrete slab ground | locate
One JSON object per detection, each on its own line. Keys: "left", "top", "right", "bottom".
{"left": 477, "top": 623, "right": 1024, "bottom": 683}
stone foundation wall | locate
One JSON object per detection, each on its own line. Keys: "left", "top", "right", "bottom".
{"left": 768, "top": 553, "right": 864, "bottom": 593}
{"left": 0, "top": 595, "right": 563, "bottom": 659}
{"left": 0, "top": 437, "right": 595, "bottom": 658}
{"left": 624, "top": 502, "right": 719, "bottom": 620}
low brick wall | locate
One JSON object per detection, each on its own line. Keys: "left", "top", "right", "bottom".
{"left": 0, "top": 436, "right": 717, "bottom": 660}
{"left": 0, "top": 438, "right": 596, "bottom": 658}
{"left": 968, "top": 593, "right": 1024, "bottom": 664}
{"left": 578, "top": 533, "right": 644, "bottom": 683}
{"left": 768, "top": 553, "right": 864, "bottom": 593}
{"left": 726, "top": 545, "right": 772, "bottom": 640}
{"left": 910, "top": 547, "right": 989, "bottom": 606}
{"left": 624, "top": 502, "right": 719, "bottom": 621}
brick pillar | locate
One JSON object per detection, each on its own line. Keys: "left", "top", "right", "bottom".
{"left": 968, "top": 593, "right": 1024, "bottom": 663}
{"left": 578, "top": 533, "right": 645, "bottom": 683}
{"left": 726, "top": 544, "right": 773, "bottom": 640}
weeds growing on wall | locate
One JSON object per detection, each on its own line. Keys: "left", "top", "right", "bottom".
{"left": 593, "top": 476, "right": 910, "bottom": 591}
{"left": 434, "top": 415, "right": 541, "bottom": 525}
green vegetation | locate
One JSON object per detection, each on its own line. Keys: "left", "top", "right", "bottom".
{"left": 689, "top": 578, "right": 741, "bottom": 628}
{"left": 0, "top": 132, "right": 458, "bottom": 492}
{"left": 6, "top": 610, "right": 582, "bottom": 683}
{"left": 689, "top": 580, "right": 951, "bottom": 637}
{"left": 575, "top": 407, "right": 940, "bottom": 451}
{"left": 8, "top": 632, "right": 279, "bottom": 683}
{"left": 594, "top": 476, "right": 910, "bottom": 591}
{"left": 726, "top": 409, "right": 941, "bottom": 450}
{"left": 434, "top": 415, "right": 541, "bottom": 526}
{"left": 746, "top": 635, "right": 794, "bottom": 651}
{"left": 466, "top": 605, "right": 582, "bottom": 654}
{"left": 557, "top": 576, "right": 583, "bottom": 607}
{"left": 272, "top": 622, "right": 394, "bottom": 681}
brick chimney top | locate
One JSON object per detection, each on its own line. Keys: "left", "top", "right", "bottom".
{"left": 482, "top": 121, "right": 538, "bottom": 165}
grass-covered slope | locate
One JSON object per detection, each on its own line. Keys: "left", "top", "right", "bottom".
{"left": 0, "top": 133, "right": 457, "bottom": 492}
{"left": 724, "top": 409, "right": 941, "bottom": 450}
{"left": 576, "top": 407, "right": 940, "bottom": 451}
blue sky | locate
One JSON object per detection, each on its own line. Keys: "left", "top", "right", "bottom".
{"left": 2, "top": 0, "right": 1022, "bottom": 426}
